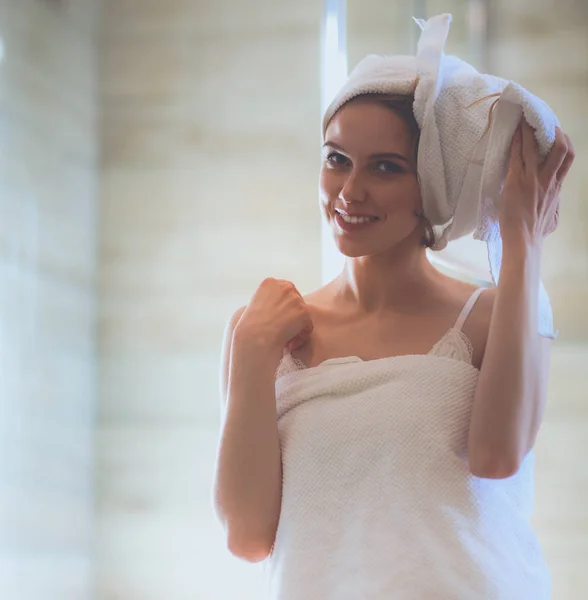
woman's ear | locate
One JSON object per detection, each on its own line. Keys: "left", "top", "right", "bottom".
{"left": 414, "top": 210, "right": 434, "bottom": 248}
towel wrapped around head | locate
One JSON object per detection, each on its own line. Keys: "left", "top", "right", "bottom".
{"left": 322, "top": 13, "right": 559, "bottom": 339}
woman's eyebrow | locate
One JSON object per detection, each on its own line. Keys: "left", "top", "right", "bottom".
{"left": 323, "top": 141, "right": 410, "bottom": 164}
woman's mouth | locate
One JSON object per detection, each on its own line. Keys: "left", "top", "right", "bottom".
{"left": 334, "top": 210, "right": 380, "bottom": 233}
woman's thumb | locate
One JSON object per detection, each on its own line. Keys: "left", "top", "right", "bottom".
{"left": 287, "top": 327, "right": 312, "bottom": 352}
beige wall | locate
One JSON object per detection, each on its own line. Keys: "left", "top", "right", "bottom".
{"left": 97, "top": 1, "right": 322, "bottom": 598}
{"left": 97, "top": 1, "right": 588, "bottom": 599}
{"left": 0, "top": 0, "right": 100, "bottom": 598}
{"left": 3, "top": 1, "right": 583, "bottom": 598}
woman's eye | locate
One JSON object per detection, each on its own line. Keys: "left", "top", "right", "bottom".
{"left": 377, "top": 161, "right": 403, "bottom": 173}
{"left": 326, "top": 152, "right": 348, "bottom": 166}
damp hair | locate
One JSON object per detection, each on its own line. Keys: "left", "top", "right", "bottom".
{"left": 354, "top": 93, "right": 421, "bottom": 164}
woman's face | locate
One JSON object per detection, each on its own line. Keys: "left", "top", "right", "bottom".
{"left": 319, "top": 97, "right": 424, "bottom": 258}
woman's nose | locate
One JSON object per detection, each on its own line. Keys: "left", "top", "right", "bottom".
{"left": 339, "top": 171, "right": 367, "bottom": 205}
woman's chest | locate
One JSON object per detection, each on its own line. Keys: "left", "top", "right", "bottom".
{"left": 277, "top": 359, "right": 479, "bottom": 467}
{"left": 291, "top": 314, "right": 454, "bottom": 368}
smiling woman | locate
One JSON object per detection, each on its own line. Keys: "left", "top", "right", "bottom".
{"left": 320, "top": 93, "right": 434, "bottom": 254}
{"left": 213, "top": 12, "right": 573, "bottom": 600}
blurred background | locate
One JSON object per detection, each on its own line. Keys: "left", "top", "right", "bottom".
{"left": 0, "top": 0, "right": 586, "bottom": 598}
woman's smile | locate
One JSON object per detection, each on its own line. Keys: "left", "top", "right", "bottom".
{"left": 334, "top": 210, "right": 383, "bottom": 233}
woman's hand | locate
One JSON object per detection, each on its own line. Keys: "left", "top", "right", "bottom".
{"left": 499, "top": 119, "right": 575, "bottom": 246}
{"left": 235, "top": 278, "right": 314, "bottom": 362}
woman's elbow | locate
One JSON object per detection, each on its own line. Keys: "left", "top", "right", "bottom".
{"left": 227, "top": 530, "right": 273, "bottom": 563}
{"left": 469, "top": 455, "right": 520, "bottom": 479}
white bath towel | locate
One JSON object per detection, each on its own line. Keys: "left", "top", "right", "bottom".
{"left": 322, "top": 13, "right": 560, "bottom": 338}
{"left": 263, "top": 350, "right": 552, "bottom": 598}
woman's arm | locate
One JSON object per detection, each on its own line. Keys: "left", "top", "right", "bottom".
{"left": 212, "top": 309, "right": 283, "bottom": 562}
{"left": 467, "top": 237, "right": 551, "bottom": 479}
{"left": 468, "top": 120, "right": 573, "bottom": 479}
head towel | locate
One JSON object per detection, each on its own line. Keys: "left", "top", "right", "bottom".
{"left": 323, "top": 13, "right": 559, "bottom": 338}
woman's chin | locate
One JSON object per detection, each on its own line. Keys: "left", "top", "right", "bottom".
{"left": 333, "top": 231, "right": 413, "bottom": 258}
{"left": 333, "top": 238, "right": 377, "bottom": 258}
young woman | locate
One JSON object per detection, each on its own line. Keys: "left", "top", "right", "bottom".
{"left": 213, "top": 14, "right": 574, "bottom": 599}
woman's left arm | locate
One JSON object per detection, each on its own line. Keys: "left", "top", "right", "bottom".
{"left": 467, "top": 120, "right": 575, "bottom": 479}
{"left": 468, "top": 240, "right": 550, "bottom": 479}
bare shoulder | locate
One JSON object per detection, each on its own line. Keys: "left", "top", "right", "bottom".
{"left": 431, "top": 275, "right": 495, "bottom": 370}
{"left": 461, "top": 284, "right": 553, "bottom": 369}
{"left": 460, "top": 283, "right": 496, "bottom": 370}
{"left": 301, "top": 282, "right": 335, "bottom": 315}
{"left": 301, "top": 280, "right": 331, "bottom": 302}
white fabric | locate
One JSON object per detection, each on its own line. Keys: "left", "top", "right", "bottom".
{"left": 322, "top": 13, "right": 559, "bottom": 339}
{"left": 262, "top": 292, "right": 551, "bottom": 598}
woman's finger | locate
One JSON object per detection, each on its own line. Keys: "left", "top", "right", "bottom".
{"left": 508, "top": 122, "right": 523, "bottom": 172}
{"left": 541, "top": 127, "right": 568, "bottom": 182}
{"left": 556, "top": 132, "right": 575, "bottom": 184}
{"left": 288, "top": 331, "right": 310, "bottom": 352}
{"left": 521, "top": 120, "right": 538, "bottom": 172}
{"left": 541, "top": 127, "right": 568, "bottom": 183}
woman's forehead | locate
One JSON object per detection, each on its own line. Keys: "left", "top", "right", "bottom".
{"left": 325, "top": 100, "right": 415, "bottom": 156}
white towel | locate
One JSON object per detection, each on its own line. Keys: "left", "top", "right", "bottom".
{"left": 263, "top": 353, "right": 552, "bottom": 598}
{"left": 322, "top": 13, "right": 559, "bottom": 338}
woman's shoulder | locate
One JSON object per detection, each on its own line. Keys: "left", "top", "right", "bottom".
{"left": 406, "top": 276, "right": 496, "bottom": 370}
{"left": 301, "top": 282, "right": 339, "bottom": 315}
{"left": 302, "top": 275, "right": 494, "bottom": 307}
{"left": 452, "top": 281, "right": 496, "bottom": 370}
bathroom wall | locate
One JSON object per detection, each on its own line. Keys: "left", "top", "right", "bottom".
{"left": 97, "top": 1, "right": 322, "bottom": 598}
{"left": 96, "top": 0, "right": 588, "bottom": 598}
{"left": 5, "top": 1, "right": 583, "bottom": 598}
{"left": 0, "top": 0, "right": 100, "bottom": 598}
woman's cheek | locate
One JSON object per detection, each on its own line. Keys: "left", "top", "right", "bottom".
{"left": 319, "top": 173, "right": 338, "bottom": 206}
{"left": 318, "top": 168, "right": 330, "bottom": 193}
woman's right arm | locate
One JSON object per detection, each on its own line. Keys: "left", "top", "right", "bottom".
{"left": 211, "top": 306, "right": 284, "bottom": 563}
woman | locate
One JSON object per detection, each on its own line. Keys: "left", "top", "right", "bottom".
{"left": 212, "top": 14, "right": 574, "bottom": 599}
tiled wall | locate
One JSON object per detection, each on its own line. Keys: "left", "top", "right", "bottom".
{"left": 3, "top": 1, "right": 584, "bottom": 598}
{"left": 97, "top": 1, "right": 588, "bottom": 599}
{"left": 97, "top": 1, "right": 322, "bottom": 598}
{"left": 0, "top": 1, "right": 100, "bottom": 599}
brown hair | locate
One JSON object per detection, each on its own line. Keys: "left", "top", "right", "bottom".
{"left": 361, "top": 93, "right": 421, "bottom": 163}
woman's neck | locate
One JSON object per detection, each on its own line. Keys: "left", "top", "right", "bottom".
{"left": 332, "top": 250, "right": 446, "bottom": 315}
